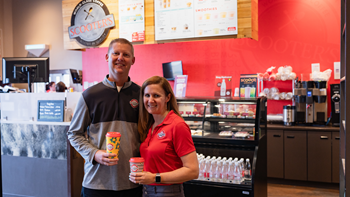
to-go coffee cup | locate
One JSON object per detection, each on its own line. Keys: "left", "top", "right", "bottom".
{"left": 106, "top": 132, "right": 121, "bottom": 159}
{"left": 129, "top": 157, "right": 145, "bottom": 173}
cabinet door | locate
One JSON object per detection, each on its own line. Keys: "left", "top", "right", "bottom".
{"left": 308, "top": 131, "right": 332, "bottom": 182}
{"left": 332, "top": 131, "right": 340, "bottom": 183}
{"left": 267, "top": 130, "right": 283, "bottom": 178}
{"left": 284, "top": 130, "right": 307, "bottom": 181}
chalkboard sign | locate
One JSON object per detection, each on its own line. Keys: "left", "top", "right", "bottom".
{"left": 38, "top": 100, "right": 65, "bottom": 122}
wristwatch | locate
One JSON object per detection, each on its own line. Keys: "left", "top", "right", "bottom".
{"left": 155, "top": 173, "right": 161, "bottom": 183}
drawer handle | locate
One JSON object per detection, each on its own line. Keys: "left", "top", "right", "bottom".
{"left": 335, "top": 137, "right": 340, "bottom": 140}
{"left": 320, "top": 136, "right": 329, "bottom": 139}
{"left": 273, "top": 135, "right": 281, "bottom": 137}
{"left": 286, "top": 136, "right": 295, "bottom": 138}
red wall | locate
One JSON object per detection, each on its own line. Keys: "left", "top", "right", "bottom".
{"left": 82, "top": 0, "right": 340, "bottom": 115}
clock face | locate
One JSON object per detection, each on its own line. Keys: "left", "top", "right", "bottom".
{"left": 68, "top": 0, "right": 115, "bottom": 47}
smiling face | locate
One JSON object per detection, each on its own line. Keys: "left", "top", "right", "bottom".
{"left": 143, "top": 84, "right": 171, "bottom": 116}
{"left": 105, "top": 42, "right": 135, "bottom": 82}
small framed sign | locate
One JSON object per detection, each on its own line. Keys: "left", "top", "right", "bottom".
{"left": 38, "top": 100, "right": 65, "bottom": 122}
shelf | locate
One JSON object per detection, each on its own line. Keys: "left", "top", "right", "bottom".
{"left": 186, "top": 179, "right": 252, "bottom": 189}
{"left": 183, "top": 117, "right": 204, "bottom": 121}
{"left": 206, "top": 117, "right": 255, "bottom": 123}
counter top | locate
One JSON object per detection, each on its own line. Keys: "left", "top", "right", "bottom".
{"left": 0, "top": 120, "right": 71, "bottom": 126}
{"left": 267, "top": 124, "right": 340, "bottom": 132}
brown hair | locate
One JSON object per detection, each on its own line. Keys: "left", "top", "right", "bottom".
{"left": 138, "top": 76, "right": 182, "bottom": 142}
{"left": 108, "top": 38, "right": 134, "bottom": 57}
{"left": 56, "top": 81, "right": 66, "bottom": 92}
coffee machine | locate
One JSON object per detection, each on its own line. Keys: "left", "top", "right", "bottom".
{"left": 293, "top": 81, "right": 306, "bottom": 124}
{"left": 293, "top": 81, "right": 328, "bottom": 125}
{"left": 330, "top": 84, "right": 340, "bottom": 126}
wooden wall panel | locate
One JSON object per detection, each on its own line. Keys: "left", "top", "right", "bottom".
{"left": 62, "top": 0, "right": 258, "bottom": 49}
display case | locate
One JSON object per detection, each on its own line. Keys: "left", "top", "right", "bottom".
{"left": 178, "top": 97, "right": 267, "bottom": 197}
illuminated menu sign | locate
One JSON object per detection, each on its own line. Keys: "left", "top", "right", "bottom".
{"left": 119, "top": 0, "right": 145, "bottom": 42}
{"left": 155, "top": 0, "right": 237, "bottom": 40}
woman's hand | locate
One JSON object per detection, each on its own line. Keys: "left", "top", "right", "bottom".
{"left": 129, "top": 171, "right": 156, "bottom": 185}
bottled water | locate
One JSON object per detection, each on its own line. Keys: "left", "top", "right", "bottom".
{"left": 244, "top": 158, "right": 252, "bottom": 181}
{"left": 215, "top": 160, "right": 223, "bottom": 182}
{"left": 199, "top": 159, "right": 205, "bottom": 180}
{"left": 209, "top": 160, "right": 217, "bottom": 181}
{"left": 233, "top": 162, "right": 242, "bottom": 184}
{"left": 227, "top": 161, "right": 234, "bottom": 183}
{"left": 204, "top": 160, "right": 211, "bottom": 180}
{"left": 221, "top": 160, "right": 229, "bottom": 182}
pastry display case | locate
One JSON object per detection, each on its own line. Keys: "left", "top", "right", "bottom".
{"left": 178, "top": 97, "right": 267, "bottom": 197}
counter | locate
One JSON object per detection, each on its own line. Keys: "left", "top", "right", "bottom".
{"left": 0, "top": 93, "right": 83, "bottom": 197}
{"left": 267, "top": 124, "right": 340, "bottom": 131}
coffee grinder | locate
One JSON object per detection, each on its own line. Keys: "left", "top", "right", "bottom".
{"left": 330, "top": 84, "right": 340, "bottom": 126}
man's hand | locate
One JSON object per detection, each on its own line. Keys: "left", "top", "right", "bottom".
{"left": 94, "top": 150, "right": 119, "bottom": 166}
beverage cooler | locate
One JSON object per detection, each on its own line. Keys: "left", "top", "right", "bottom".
{"left": 177, "top": 97, "right": 267, "bottom": 197}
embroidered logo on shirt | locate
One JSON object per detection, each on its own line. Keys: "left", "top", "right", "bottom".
{"left": 130, "top": 99, "right": 139, "bottom": 108}
{"left": 158, "top": 130, "right": 166, "bottom": 139}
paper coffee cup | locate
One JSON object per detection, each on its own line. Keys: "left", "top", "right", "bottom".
{"left": 129, "top": 157, "right": 145, "bottom": 173}
{"left": 106, "top": 132, "right": 121, "bottom": 159}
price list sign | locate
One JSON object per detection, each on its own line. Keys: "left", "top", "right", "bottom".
{"left": 37, "top": 100, "right": 65, "bottom": 122}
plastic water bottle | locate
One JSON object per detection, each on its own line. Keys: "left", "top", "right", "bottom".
{"left": 233, "top": 162, "right": 242, "bottom": 184}
{"left": 215, "top": 160, "right": 223, "bottom": 182}
{"left": 227, "top": 161, "right": 234, "bottom": 183}
{"left": 204, "top": 160, "right": 211, "bottom": 180}
{"left": 244, "top": 158, "right": 252, "bottom": 181}
{"left": 209, "top": 160, "right": 217, "bottom": 181}
{"left": 199, "top": 159, "right": 205, "bottom": 180}
{"left": 221, "top": 160, "right": 229, "bottom": 182}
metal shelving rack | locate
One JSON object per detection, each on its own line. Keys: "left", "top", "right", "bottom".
{"left": 340, "top": 0, "right": 349, "bottom": 196}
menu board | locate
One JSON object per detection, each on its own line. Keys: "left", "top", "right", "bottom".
{"left": 155, "top": 0, "right": 237, "bottom": 40}
{"left": 194, "top": 0, "right": 237, "bottom": 37}
{"left": 155, "top": 0, "right": 195, "bottom": 40}
{"left": 119, "top": 0, "right": 145, "bottom": 42}
{"left": 38, "top": 100, "right": 65, "bottom": 122}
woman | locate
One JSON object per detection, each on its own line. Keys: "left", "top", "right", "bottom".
{"left": 46, "top": 82, "right": 56, "bottom": 93}
{"left": 129, "top": 76, "right": 199, "bottom": 197}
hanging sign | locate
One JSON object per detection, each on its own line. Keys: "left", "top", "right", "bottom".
{"left": 68, "top": 0, "right": 115, "bottom": 47}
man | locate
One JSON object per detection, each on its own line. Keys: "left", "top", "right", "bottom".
{"left": 67, "top": 38, "right": 142, "bottom": 197}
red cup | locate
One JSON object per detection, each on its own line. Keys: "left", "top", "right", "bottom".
{"left": 129, "top": 157, "right": 145, "bottom": 173}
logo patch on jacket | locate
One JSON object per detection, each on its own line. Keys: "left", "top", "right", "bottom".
{"left": 158, "top": 131, "right": 166, "bottom": 139}
{"left": 130, "top": 99, "right": 139, "bottom": 108}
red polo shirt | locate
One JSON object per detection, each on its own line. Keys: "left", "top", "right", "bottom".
{"left": 140, "top": 110, "right": 196, "bottom": 185}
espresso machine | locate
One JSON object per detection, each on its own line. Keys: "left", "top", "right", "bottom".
{"left": 313, "top": 81, "right": 328, "bottom": 124}
{"left": 330, "top": 84, "right": 340, "bottom": 126}
{"left": 293, "top": 80, "right": 306, "bottom": 124}
{"left": 293, "top": 80, "right": 328, "bottom": 125}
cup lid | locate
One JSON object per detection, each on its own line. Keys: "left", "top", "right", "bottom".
{"left": 106, "top": 132, "right": 121, "bottom": 137}
{"left": 129, "top": 157, "right": 145, "bottom": 163}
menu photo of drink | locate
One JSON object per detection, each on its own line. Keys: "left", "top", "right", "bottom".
{"left": 194, "top": 0, "right": 237, "bottom": 37}
{"left": 215, "top": 76, "right": 232, "bottom": 97}
{"left": 119, "top": 0, "right": 145, "bottom": 42}
{"left": 239, "top": 74, "right": 257, "bottom": 98}
{"left": 155, "top": 0, "right": 195, "bottom": 40}
{"left": 174, "top": 75, "right": 188, "bottom": 98}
